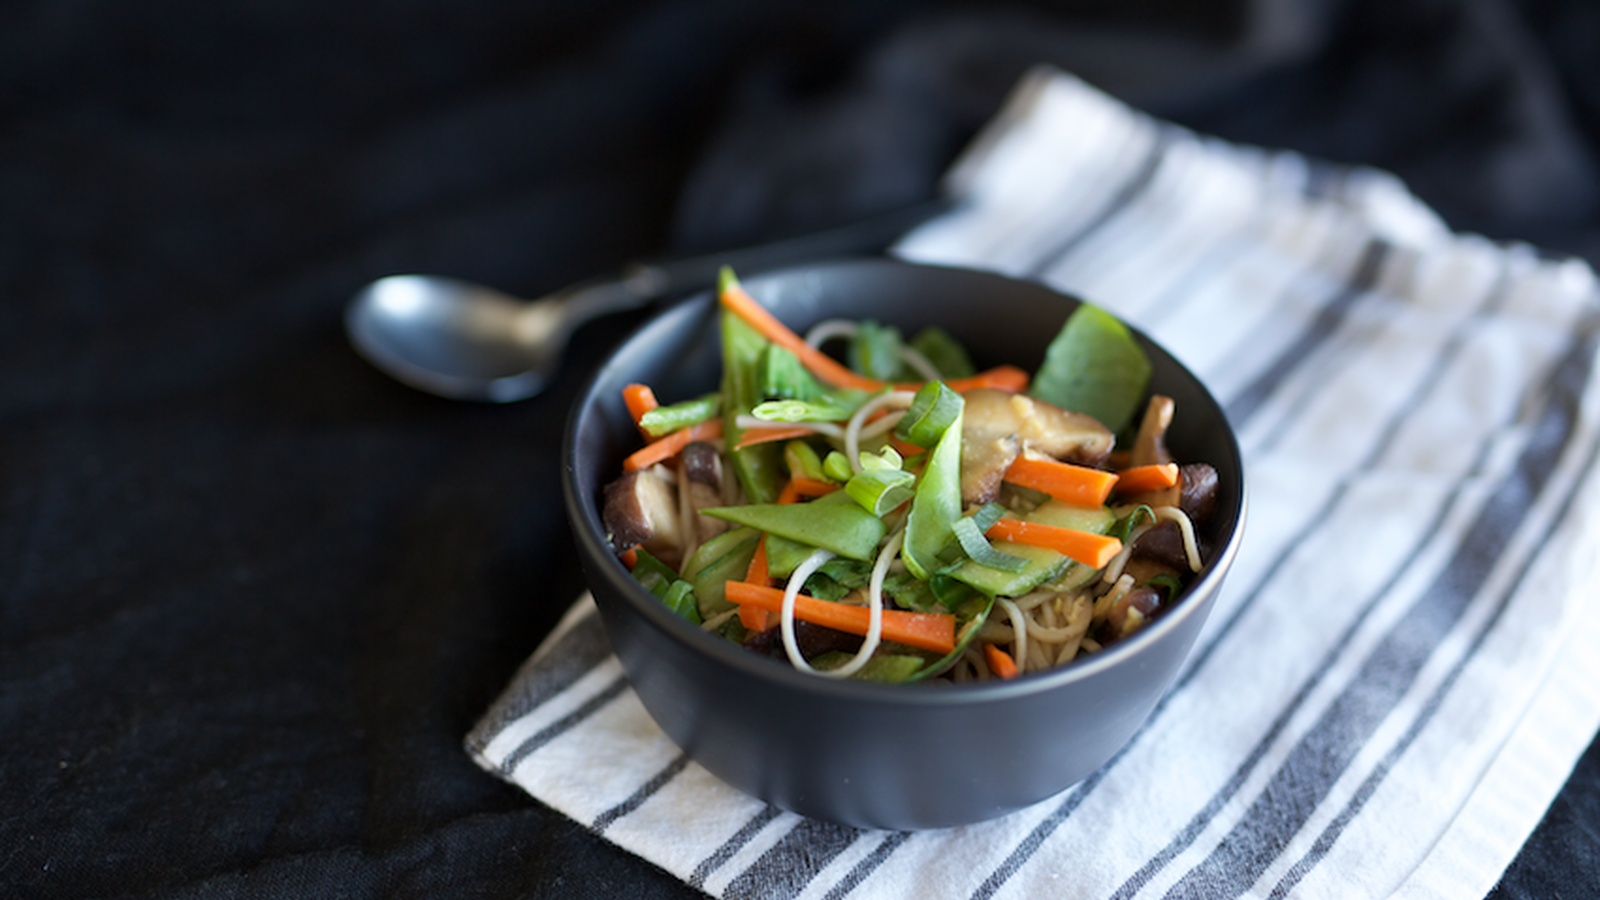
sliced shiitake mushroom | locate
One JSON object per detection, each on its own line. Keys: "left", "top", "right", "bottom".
{"left": 959, "top": 389, "right": 1113, "bottom": 504}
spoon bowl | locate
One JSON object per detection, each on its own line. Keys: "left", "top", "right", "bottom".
{"left": 346, "top": 271, "right": 661, "bottom": 402}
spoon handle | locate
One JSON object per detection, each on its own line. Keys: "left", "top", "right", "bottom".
{"left": 556, "top": 195, "right": 955, "bottom": 325}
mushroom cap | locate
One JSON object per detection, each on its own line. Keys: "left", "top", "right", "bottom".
{"left": 959, "top": 388, "right": 1114, "bottom": 504}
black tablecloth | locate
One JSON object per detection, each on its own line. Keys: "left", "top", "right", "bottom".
{"left": 5, "top": 2, "right": 1597, "bottom": 897}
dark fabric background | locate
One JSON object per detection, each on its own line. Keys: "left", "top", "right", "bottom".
{"left": 4, "top": 2, "right": 1597, "bottom": 897}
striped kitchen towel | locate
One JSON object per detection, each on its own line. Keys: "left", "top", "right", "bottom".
{"left": 467, "top": 67, "right": 1600, "bottom": 898}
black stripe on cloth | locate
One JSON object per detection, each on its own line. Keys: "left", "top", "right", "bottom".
{"left": 465, "top": 608, "right": 613, "bottom": 755}
{"left": 1104, "top": 266, "right": 1516, "bottom": 900}
{"left": 970, "top": 251, "right": 1507, "bottom": 898}
{"left": 721, "top": 817, "right": 864, "bottom": 900}
{"left": 1161, "top": 325, "right": 1600, "bottom": 899}
{"left": 817, "top": 831, "right": 912, "bottom": 900}
{"left": 1270, "top": 408, "right": 1600, "bottom": 898}
{"left": 1021, "top": 128, "right": 1174, "bottom": 279}
{"left": 1120, "top": 182, "right": 1361, "bottom": 363}
{"left": 967, "top": 778, "right": 1101, "bottom": 900}
{"left": 1224, "top": 237, "right": 1390, "bottom": 429}
{"left": 590, "top": 752, "right": 692, "bottom": 835}
{"left": 687, "top": 805, "right": 785, "bottom": 890}
{"left": 496, "top": 672, "right": 629, "bottom": 775}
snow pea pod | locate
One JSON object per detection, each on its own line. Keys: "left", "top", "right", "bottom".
{"left": 703, "top": 490, "right": 887, "bottom": 562}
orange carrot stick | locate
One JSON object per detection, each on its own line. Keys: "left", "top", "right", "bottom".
{"left": 985, "top": 518, "right": 1123, "bottom": 569}
{"left": 913, "top": 365, "right": 1030, "bottom": 394}
{"left": 777, "top": 477, "right": 837, "bottom": 504}
{"left": 1003, "top": 456, "right": 1119, "bottom": 508}
{"left": 1116, "top": 462, "right": 1180, "bottom": 494}
{"left": 719, "top": 279, "right": 884, "bottom": 391}
{"left": 738, "top": 537, "right": 774, "bottom": 631}
{"left": 745, "top": 536, "right": 771, "bottom": 584}
{"left": 739, "top": 604, "right": 772, "bottom": 632}
{"left": 622, "top": 418, "right": 724, "bottom": 471}
{"left": 622, "top": 383, "right": 658, "bottom": 426}
{"left": 733, "top": 424, "right": 817, "bottom": 451}
{"left": 984, "top": 643, "right": 1020, "bottom": 680}
{"left": 723, "top": 581, "right": 956, "bottom": 654}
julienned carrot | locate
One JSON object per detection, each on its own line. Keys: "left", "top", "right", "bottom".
{"left": 723, "top": 581, "right": 956, "bottom": 654}
{"left": 986, "top": 518, "right": 1124, "bottom": 569}
{"left": 1116, "top": 462, "right": 1180, "bottom": 493}
{"left": 777, "top": 477, "right": 838, "bottom": 504}
{"left": 739, "top": 538, "right": 773, "bottom": 631}
{"left": 984, "top": 643, "right": 1020, "bottom": 680}
{"left": 745, "top": 535, "right": 771, "bottom": 584}
{"left": 1003, "top": 456, "right": 1119, "bottom": 508}
{"left": 719, "top": 279, "right": 882, "bottom": 391}
{"left": 622, "top": 383, "right": 658, "bottom": 426}
{"left": 622, "top": 418, "right": 725, "bottom": 471}
{"left": 733, "top": 424, "right": 817, "bottom": 451}
{"left": 909, "top": 365, "right": 1029, "bottom": 394}
{"left": 739, "top": 603, "right": 772, "bottom": 632}
{"left": 619, "top": 547, "right": 639, "bottom": 569}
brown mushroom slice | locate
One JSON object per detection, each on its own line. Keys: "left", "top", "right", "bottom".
{"left": 680, "top": 442, "right": 731, "bottom": 542}
{"left": 1124, "top": 394, "right": 1181, "bottom": 507}
{"left": 1178, "top": 462, "right": 1219, "bottom": 525}
{"left": 959, "top": 388, "right": 1114, "bottom": 504}
{"left": 1128, "top": 520, "right": 1189, "bottom": 572}
{"left": 602, "top": 464, "right": 686, "bottom": 568}
{"left": 1129, "top": 394, "right": 1174, "bottom": 467}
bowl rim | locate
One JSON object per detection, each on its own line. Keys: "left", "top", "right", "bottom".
{"left": 563, "top": 257, "right": 1247, "bottom": 707}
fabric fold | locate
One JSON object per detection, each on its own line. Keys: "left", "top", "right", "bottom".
{"left": 468, "top": 67, "right": 1600, "bottom": 899}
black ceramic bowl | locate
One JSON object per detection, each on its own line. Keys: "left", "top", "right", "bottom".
{"left": 563, "top": 259, "right": 1246, "bottom": 829}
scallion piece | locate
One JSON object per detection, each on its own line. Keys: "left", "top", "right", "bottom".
{"left": 952, "top": 516, "right": 1031, "bottom": 573}
{"left": 752, "top": 390, "right": 866, "bottom": 423}
{"left": 846, "top": 467, "right": 916, "bottom": 516}
{"left": 894, "top": 380, "right": 961, "bottom": 449}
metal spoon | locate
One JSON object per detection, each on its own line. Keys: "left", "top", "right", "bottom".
{"left": 345, "top": 197, "right": 951, "bottom": 402}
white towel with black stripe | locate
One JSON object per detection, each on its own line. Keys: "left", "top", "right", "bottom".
{"left": 467, "top": 66, "right": 1600, "bottom": 899}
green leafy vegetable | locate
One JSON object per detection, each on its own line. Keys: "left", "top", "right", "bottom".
{"left": 848, "top": 320, "right": 905, "bottom": 381}
{"left": 629, "top": 548, "right": 702, "bottom": 624}
{"left": 1029, "top": 303, "right": 1151, "bottom": 434}
{"left": 759, "top": 344, "right": 825, "bottom": 400}
{"left": 909, "top": 327, "right": 975, "bottom": 379}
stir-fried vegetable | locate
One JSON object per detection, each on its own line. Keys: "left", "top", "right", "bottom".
{"left": 600, "top": 268, "right": 1221, "bottom": 683}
